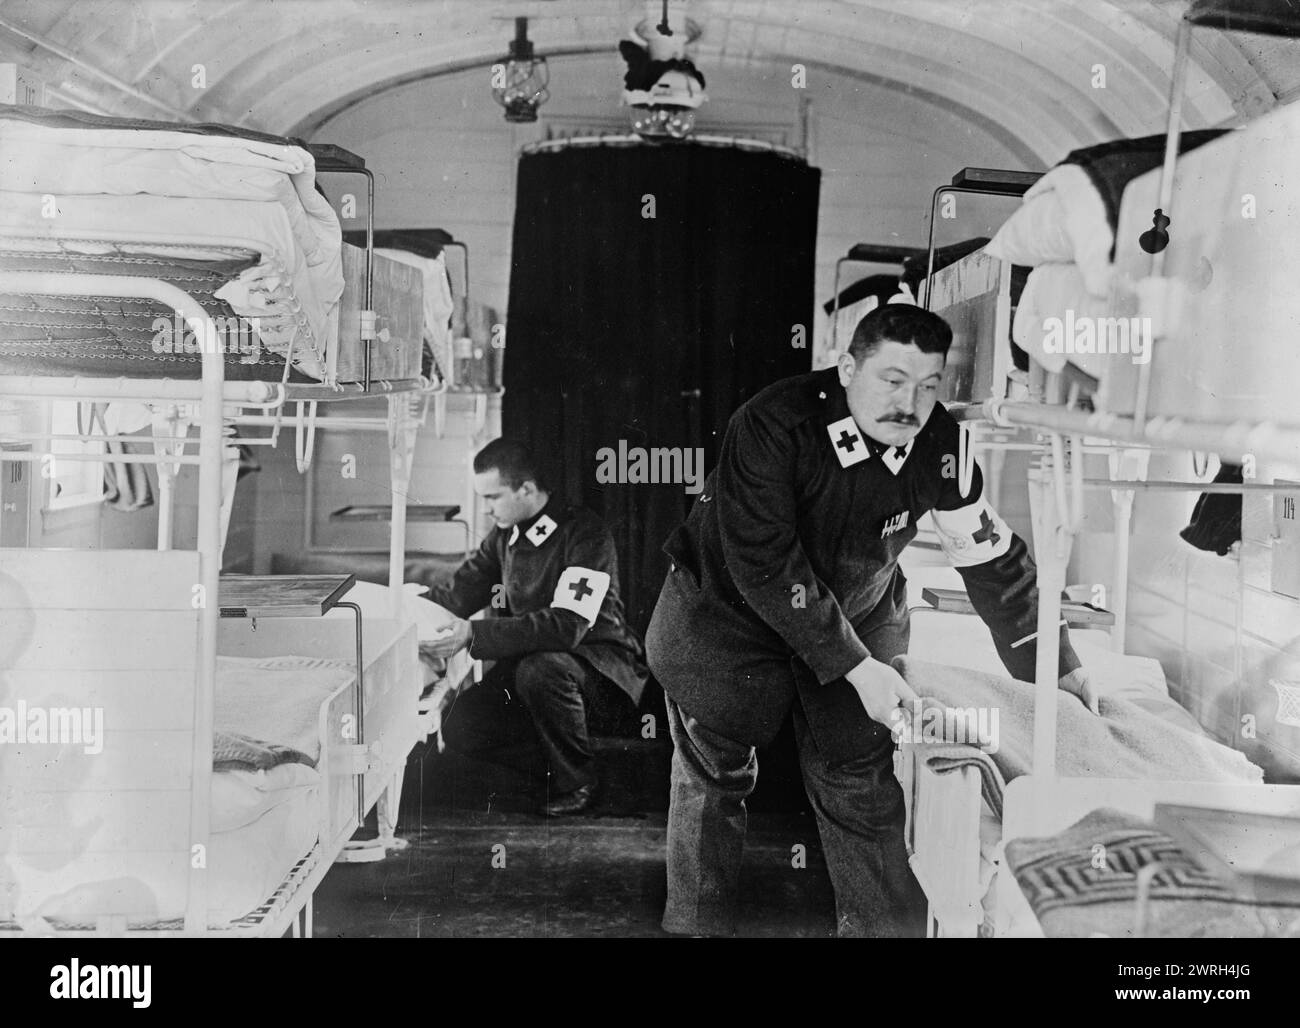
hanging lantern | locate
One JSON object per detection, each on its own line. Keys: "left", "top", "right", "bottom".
{"left": 491, "top": 17, "right": 549, "bottom": 124}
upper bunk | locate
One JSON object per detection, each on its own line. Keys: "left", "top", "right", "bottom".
{"left": 864, "top": 100, "right": 1300, "bottom": 470}
{"left": 0, "top": 103, "right": 429, "bottom": 402}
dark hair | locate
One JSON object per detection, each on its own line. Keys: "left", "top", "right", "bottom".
{"left": 848, "top": 304, "right": 953, "bottom": 363}
{"left": 473, "top": 438, "right": 548, "bottom": 491}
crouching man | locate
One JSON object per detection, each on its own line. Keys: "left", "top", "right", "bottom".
{"left": 421, "top": 439, "right": 649, "bottom": 816}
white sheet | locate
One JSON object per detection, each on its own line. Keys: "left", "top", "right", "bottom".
{"left": 215, "top": 655, "right": 355, "bottom": 763}
{"left": 0, "top": 116, "right": 340, "bottom": 286}
{"left": 0, "top": 116, "right": 343, "bottom": 381}
{"left": 985, "top": 163, "right": 1113, "bottom": 297}
{"left": 1109, "top": 102, "right": 1300, "bottom": 424}
{"left": 8, "top": 763, "right": 320, "bottom": 927}
{"left": 1010, "top": 262, "right": 1115, "bottom": 377}
{"left": 338, "top": 579, "right": 474, "bottom": 698}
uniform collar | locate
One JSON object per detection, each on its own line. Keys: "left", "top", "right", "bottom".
{"left": 508, "top": 499, "right": 564, "bottom": 548}
{"left": 815, "top": 368, "right": 920, "bottom": 475}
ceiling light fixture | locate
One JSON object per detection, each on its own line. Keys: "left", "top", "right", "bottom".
{"left": 491, "top": 17, "right": 549, "bottom": 124}
{"left": 619, "top": 0, "right": 707, "bottom": 139}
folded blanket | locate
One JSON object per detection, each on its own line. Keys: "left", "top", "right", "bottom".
{"left": 892, "top": 656, "right": 1262, "bottom": 819}
{"left": 1058, "top": 130, "right": 1227, "bottom": 253}
{"left": 1004, "top": 807, "right": 1300, "bottom": 937}
{"left": 986, "top": 130, "right": 1227, "bottom": 297}
{"left": 212, "top": 730, "right": 314, "bottom": 772}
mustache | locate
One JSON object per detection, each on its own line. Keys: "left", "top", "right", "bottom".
{"left": 879, "top": 413, "right": 920, "bottom": 425}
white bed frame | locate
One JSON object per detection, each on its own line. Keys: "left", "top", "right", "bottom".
{"left": 0, "top": 258, "right": 434, "bottom": 936}
{"left": 900, "top": 152, "right": 1300, "bottom": 937}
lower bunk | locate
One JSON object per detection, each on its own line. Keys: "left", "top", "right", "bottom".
{"left": 892, "top": 554, "right": 1287, "bottom": 937}
{"left": 894, "top": 605, "right": 1300, "bottom": 937}
{"left": 0, "top": 549, "right": 423, "bottom": 936}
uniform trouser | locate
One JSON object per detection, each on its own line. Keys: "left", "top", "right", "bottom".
{"left": 661, "top": 627, "right": 927, "bottom": 938}
{"left": 441, "top": 651, "right": 634, "bottom": 794}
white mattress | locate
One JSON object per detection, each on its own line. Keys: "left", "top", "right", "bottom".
{"left": 984, "top": 163, "right": 1113, "bottom": 296}
{"left": 10, "top": 763, "right": 320, "bottom": 928}
{"left": 0, "top": 116, "right": 344, "bottom": 381}
{"left": 4, "top": 656, "right": 352, "bottom": 928}
{"left": 341, "top": 578, "right": 475, "bottom": 694}
{"left": 216, "top": 654, "right": 356, "bottom": 762}
{"left": 901, "top": 582, "right": 1205, "bottom": 934}
{"left": 1108, "top": 103, "right": 1300, "bottom": 425}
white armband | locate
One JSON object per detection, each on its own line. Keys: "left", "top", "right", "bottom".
{"left": 551, "top": 566, "right": 610, "bottom": 626}
{"left": 931, "top": 498, "right": 1013, "bottom": 567}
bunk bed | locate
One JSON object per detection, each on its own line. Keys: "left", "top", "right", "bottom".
{"left": 0, "top": 106, "right": 455, "bottom": 935}
{"left": 888, "top": 5, "right": 1300, "bottom": 937}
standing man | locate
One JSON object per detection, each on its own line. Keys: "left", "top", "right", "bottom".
{"left": 422, "top": 438, "right": 648, "bottom": 816}
{"left": 646, "top": 304, "right": 1096, "bottom": 936}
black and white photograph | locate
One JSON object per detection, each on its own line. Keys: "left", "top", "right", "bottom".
{"left": 0, "top": 0, "right": 1298, "bottom": 977}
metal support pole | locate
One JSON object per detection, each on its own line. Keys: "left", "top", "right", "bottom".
{"left": 335, "top": 601, "right": 366, "bottom": 826}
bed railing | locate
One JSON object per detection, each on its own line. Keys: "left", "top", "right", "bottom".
{"left": 0, "top": 270, "right": 224, "bottom": 932}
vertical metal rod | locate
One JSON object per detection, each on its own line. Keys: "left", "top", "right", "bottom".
{"left": 923, "top": 186, "right": 945, "bottom": 310}
{"left": 1111, "top": 490, "right": 1133, "bottom": 653}
{"left": 388, "top": 395, "right": 411, "bottom": 619}
{"left": 1028, "top": 459, "right": 1067, "bottom": 780}
{"left": 336, "top": 600, "right": 366, "bottom": 826}
{"left": 364, "top": 168, "right": 375, "bottom": 392}
{"left": 1135, "top": 16, "right": 1194, "bottom": 433}
{"left": 157, "top": 472, "right": 175, "bottom": 550}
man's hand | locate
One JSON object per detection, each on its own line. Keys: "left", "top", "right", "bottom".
{"left": 420, "top": 617, "right": 473, "bottom": 659}
{"left": 845, "top": 657, "right": 921, "bottom": 728}
{"left": 1059, "top": 666, "right": 1100, "bottom": 715}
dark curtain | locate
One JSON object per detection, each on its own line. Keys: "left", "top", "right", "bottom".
{"left": 504, "top": 143, "right": 821, "bottom": 637}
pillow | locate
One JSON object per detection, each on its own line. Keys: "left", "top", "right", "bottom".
{"left": 985, "top": 188, "right": 1075, "bottom": 267}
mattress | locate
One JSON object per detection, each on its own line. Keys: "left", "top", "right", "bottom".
{"left": 984, "top": 130, "right": 1226, "bottom": 299}
{"left": 2, "top": 655, "right": 353, "bottom": 928}
{"left": 336, "top": 578, "right": 474, "bottom": 700}
{"left": 8, "top": 763, "right": 321, "bottom": 929}
{"left": 0, "top": 246, "right": 320, "bottom": 382}
{"left": 0, "top": 104, "right": 344, "bottom": 382}
{"left": 900, "top": 574, "right": 1204, "bottom": 932}
{"left": 1105, "top": 102, "right": 1300, "bottom": 425}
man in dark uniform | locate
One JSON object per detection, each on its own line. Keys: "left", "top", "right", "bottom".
{"left": 421, "top": 438, "right": 648, "bottom": 816}
{"left": 646, "top": 303, "right": 1097, "bottom": 936}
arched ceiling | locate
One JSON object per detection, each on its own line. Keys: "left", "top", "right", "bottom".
{"left": 0, "top": 0, "right": 1296, "bottom": 165}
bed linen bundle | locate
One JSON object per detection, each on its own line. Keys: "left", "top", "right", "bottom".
{"left": 984, "top": 130, "right": 1224, "bottom": 378}
{"left": 0, "top": 103, "right": 343, "bottom": 381}
{"left": 892, "top": 656, "right": 1262, "bottom": 820}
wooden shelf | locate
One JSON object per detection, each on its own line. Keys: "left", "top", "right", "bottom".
{"left": 330, "top": 504, "right": 461, "bottom": 523}
{"left": 920, "top": 586, "right": 1116, "bottom": 627}
{"left": 219, "top": 574, "right": 356, "bottom": 618}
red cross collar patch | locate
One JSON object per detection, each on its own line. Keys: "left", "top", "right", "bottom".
{"left": 525, "top": 513, "right": 559, "bottom": 547}
{"left": 826, "top": 415, "right": 870, "bottom": 468}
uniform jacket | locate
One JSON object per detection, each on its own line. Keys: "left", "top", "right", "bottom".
{"left": 427, "top": 502, "right": 648, "bottom": 705}
{"left": 647, "top": 365, "right": 1081, "bottom": 752}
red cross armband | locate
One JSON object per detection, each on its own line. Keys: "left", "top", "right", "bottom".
{"left": 931, "top": 498, "right": 1013, "bottom": 567}
{"left": 552, "top": 566, "right": 611, "bottom": 626}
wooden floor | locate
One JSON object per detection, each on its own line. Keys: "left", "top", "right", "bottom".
{"left": 311, "top": 730, "right": 840, "bottom": 938}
